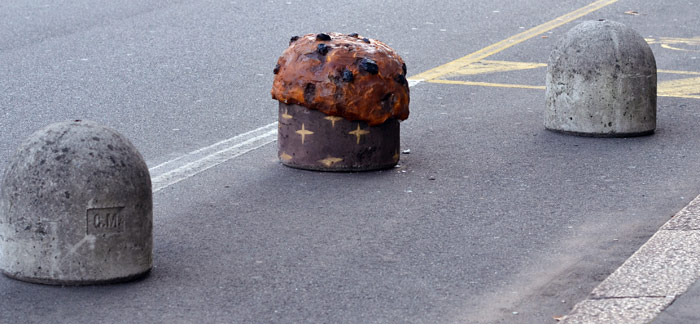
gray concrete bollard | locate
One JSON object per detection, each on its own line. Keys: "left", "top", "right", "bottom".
{"left": 545, "top": 20, "right": 657, "bottom": 137}
{"left": 0, "top": 120, "right": 152, "bottom": 285}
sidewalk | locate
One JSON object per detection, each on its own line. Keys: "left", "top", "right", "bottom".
{"left": 561, "top": 195, "right": 700, "bottom": 323}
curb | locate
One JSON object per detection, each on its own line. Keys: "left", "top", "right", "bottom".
{"left": 561, "top": 194, "right": 700, "bottom": 323}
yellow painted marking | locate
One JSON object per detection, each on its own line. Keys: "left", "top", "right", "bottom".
{"left": 318, "top": 156, "right": 343, "bottom": 167}
{"left": 659, "top": 93, "right": 700, "bottom": 99}
{"left": 408, "top": 0, "right": 619, "bottom": 82}
{"left": 646, "top": 37, "right": 700, "bottom": 52}
{"left": 432, "top": 78, "right": 700, "bottom": 99}
{"left": 295, "top": 124, "right": 313, "bottom": 144}
{"left": 439, "top": 60, "right": 547, "bottom": 78}
{"left": 658, "top": 77, "right": 700, "bottom": 99}
{"left": 439, "top": 60, "right": 700, "bottom": 78}
{"left": 424, "top": 59, "right": 700, "bottom": 99}
{"left": 429, "top": 79, "right": 546, "bottom": 90}
{"left": 324, "top": 116, "right": 343, "bottom": 127}
{"left": 280, "top": 152, "right": 293, "bottom": 161}
{"left": 282, "top": 108, "right": 293, "bottom": 120}
{"left": 405, "top": 1, "right": 700, "bottom": 101}
{"left": 429, "top": 60, "right": 700, "bottom": 78}
{"left": 431, "top": 73, "right": 700, "bottom": 99}
{"left": 659, "top": 69, "right": 700, "bottom": 76}
{"left": 348, "top": 124, "right": 370, "bottom": 144}
{"left": 646, "top": 37, "right": 700, "bottom": 45}
{"left": 662, "top": 44, "right": 699, "bottom": 52}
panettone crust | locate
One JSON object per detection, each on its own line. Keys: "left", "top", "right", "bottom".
{"left": 271, "top": 33, "right": 409, "bottom": 126}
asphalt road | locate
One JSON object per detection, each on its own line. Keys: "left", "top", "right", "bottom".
{"left": 1, "top": 0, "right": 699, "bottom": 323}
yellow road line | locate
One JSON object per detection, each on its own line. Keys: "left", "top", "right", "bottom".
{"left": 431, "top": 59, "right": 700, "bottom": 77}
{"left": 441, "top": 60, "right": 547, "bottom": 77}
{"left": 658, "top": 69, "right": 700, "bottom": 76}
{"left": 660, "top": 44, "right": 700, "bottom": 52}
{"left": 646, "top": 37, "right": 700, "bottom": 52}
{"left": 431, "top": 60, "right": 700, "bottom": 77}
{"left": 659, "top": 94, "right": 700, "bottom": 99}
{"left": 431, "top": 77, "right": 700, "bottom": 100}
{"left": 429, "top": 60, "right": 700, "bottom": 77}
{"left": 646, "top": 37, "right": 700, "bottom": 46}
{"left": 658, "top": 77, "right": 700, "bottom": 98}
{"left": 427, "top": 59, "right": 700, "bottom": 78}
{"left": 408, "top": 0, "right": 619, "bottom": 82}
{"left": 429, "top": 79, "right": 546, "bottom": 90}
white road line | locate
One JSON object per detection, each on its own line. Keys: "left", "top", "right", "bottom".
{"left": 149, "top": 83, "right": 418, "bottom": 192}
{"left": 561, "top": 194, "right": 700, "bottom": 323}
{"left": 149, "top": 123, "right": 277, "bottom": 192}
{"left": 407, "top": 79, "right": 423, "bottom": 87}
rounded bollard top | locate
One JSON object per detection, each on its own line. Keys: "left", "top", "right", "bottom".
{"left": 549, "top": 20, "right": 656, "bottom": 78}
{"left": 1, "top": 120, "right": 152, "bottom": 218}
{"left": 0, "top": 120, "right": 152, "bottom": 285}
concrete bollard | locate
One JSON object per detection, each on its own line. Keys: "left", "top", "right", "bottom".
{"left": 545, "top": 20, "right": 657, "bottom": 137}
{"left": 0, "top": 120, "right": 152, "bottom": 285}
{"left": 271, "top": 33, "right": 410, "bottom": 171}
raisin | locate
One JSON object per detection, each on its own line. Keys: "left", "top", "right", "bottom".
{"left": 394, "top": 74, "right": 407, "bottom": 86}
{"left": 303, "top": 83, "right": 316, "bottom": 104}
{"left": 362, "top": 38, "right": 371, "bottom": 43}
{"left": 359, "top": 58, "right": 378, "bottom": 74}
{"left": 289, "top": 36, "right": 299, "bottom": 45}
{"left": 317, "top": 43, "right": 329, "bottom": 55}
{"left": 316, "top": 33, "right": 331, "bottom": 41}
{"left": 380, "top": 93, "right": 394, "bottom": 112}
{"left": 342, "top": 69, "right": 354, "bottom": 82}
{"left": 349, "top": 33, "right": 359, "bottom": 38}
{"left": 273, "top": 64, "right": 281, "bottom": 74}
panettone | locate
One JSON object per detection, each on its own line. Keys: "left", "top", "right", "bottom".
{"left": 271, "top": 33, "right": 410, "bottom": 126}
